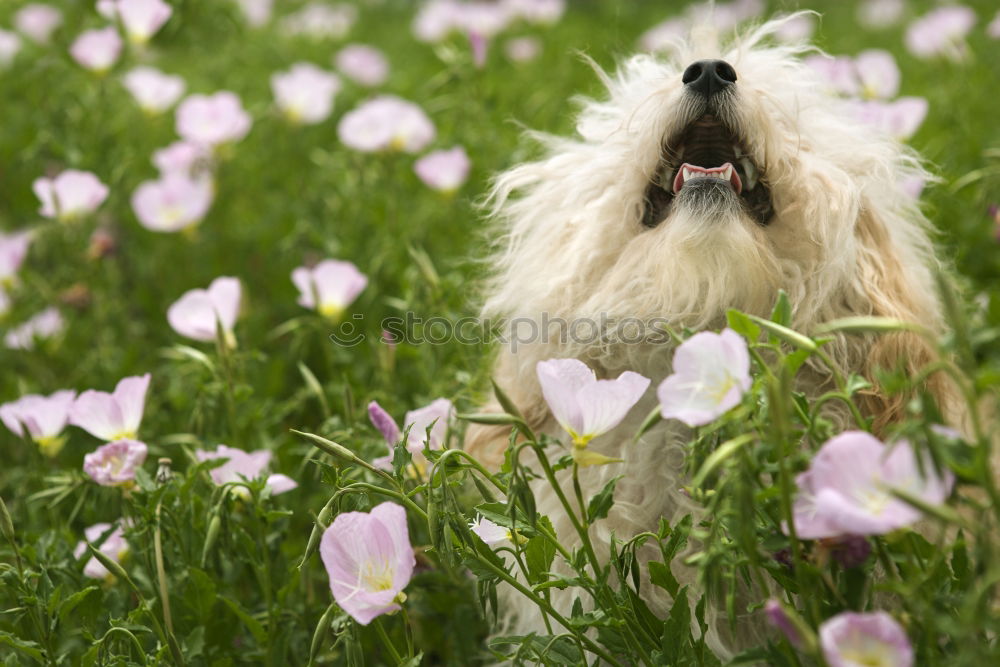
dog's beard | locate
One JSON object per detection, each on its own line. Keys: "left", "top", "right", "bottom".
{"left": 578, "top": 193, "right": 780, "bottom": 338}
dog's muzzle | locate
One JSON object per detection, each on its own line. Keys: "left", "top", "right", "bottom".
{"left": 640, "top": 59, "right": 774, "bottom": 229}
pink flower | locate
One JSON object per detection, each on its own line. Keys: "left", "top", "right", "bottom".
{"left": 320, "top": 502, "right": 415, "bottom": 625}
{"left": 0, "top": 230, "right": 32, "bottom": 287}
{"left": 468, "top": 30, "right": 488, "bottom": 67}
{"left": 804, "top": 55, "right": 860, "bottom": 97}
{"left": 280, "top": 2, "right": 356, "bottom": 38}
{"left": 470, "top": 516, "right": 511, "bottom": 546}
{"left": 74, "top": 523, "right": 129, "bottom": 579}
{"left": 4, "top": 307, "right": 64, "bottom": 350}
{"left": 504, "top": 36, "right": 540, "bottom": 62}
{"left": 83, "top": 439, "right": 148, "bottom": 486}
{"left": 0, "top": 389, "right": 75, "bottom": 456}
{"left": 235, "top": 0, "right": 273, "bottom": 27}
{"left": 291, "top": 259, "right": 368, "bottom": 319}
{"left": 402, "top": 398, "right": 453, "bottom": 456}
{"left": 0, "top": 29, "right": 22, "bottom": 67}
{"left": 773, "top": 13, "right": 815, "bottom": 43}
{"left": 537, "top": 358, "right": 650, "bottom": 465}
{"left": 857, "top": 0, "right": 904, "bottom": 30}
{"left": 152, "top": 141, "right": 211, "bottom": 178}
{"left": 167, "top": 276, "right": 242, "bottom": 345}
{"left": 368, "top": 400, "right": 403, "bottom": 445}
{"left": 989, "top": 11, "right": 1000, "bottom": 39}
{"left": 176, "top": 91, "right": 252, "bottom": 147}
{"left": 100, "top": 0, "right": 173, "bottom": 44}
{"left": 764, "top": 599, "right": 802, "bottom": 648}
{"left": 338, "top": 96, "right": 436, "bottom": 153}
{"left": 905, "top": 6, "right": 976, "bottom": 61}
{"left": 849, "top": 97, "right": 928, "bottom": 141}
{"left": 70, "top": 374, "right": 151, "bottom": 442}
{"left": 70, "top": 27, "right": 123, "bottom": 72}
{"left": 15, "top": 4, "right": 62, "bottom": 44}
{"left": 788, "top": 431, "right": 954, "bottom": 539}
{"left": 195, "top": 444, "right": 297, "bottom": 496}
{"left": 820, "top": 611, "right": 913, "bottom": 667}
{"left": 335, "top": 44, "right": 389, "bottom": 87}
{"left": 657, "top": 329, "right": 751, "bottom": 427}
{"left": 33, "top": 170, "right": 109, "bottom": 221}
{"left": 503, "top": 0, "right": 565, "bottom": 25}
{"left": 122, "top": 67, "right": 186, "bottom": 113}
{"left": 271, "top": 63, "right": 341, "bottom": 125}
{"left": 854, "top": 49, "right": 900, "bottom": 100}
{"left": 640, "top": 18, "right": 688, "bottom": 53}
{"left": 414, "top": 146, "right": 471, "bottom": 193}
{"left": 131, "top": 174, "right": 214, "bottom": 232}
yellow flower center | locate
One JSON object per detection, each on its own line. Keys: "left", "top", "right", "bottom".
{"left": 363, "top": 559, "right": 395, "bottom": 592}
{"left": 319, "top": 302, "right": 344, "bottom": 321}
{"left": 35, "top": 435, "right": 67, "bottom": 458}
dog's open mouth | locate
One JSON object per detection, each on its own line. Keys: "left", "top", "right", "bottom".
{"left": 641, "top": 114, "right": 773, "bottom": 228}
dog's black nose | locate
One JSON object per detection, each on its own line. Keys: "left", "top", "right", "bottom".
{"left": 682, "top": 59, "right": 737, "bottom": 97}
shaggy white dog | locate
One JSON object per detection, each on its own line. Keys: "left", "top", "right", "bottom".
{"left": 467, "top": 15, "right": 954, "bottom": 659}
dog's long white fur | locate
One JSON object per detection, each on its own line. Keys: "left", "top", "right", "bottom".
{"left": 467, "top": 15, "right": 952, "bottom": 660}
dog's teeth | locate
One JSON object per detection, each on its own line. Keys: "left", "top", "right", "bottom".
{"left": 739, "top": 157, "right": 758, "bottom": 190}
{"left": 683, "top": 168, "right": 692, "bottom": 181}
{"left": 723, "top": 165, "right": 733, "bottom": 180}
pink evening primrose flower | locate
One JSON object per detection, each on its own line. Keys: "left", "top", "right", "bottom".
{"left": 152, "top": 141, "right": 211, "bottom": 178}
{"left": 0, "top": 230, "right": 32, "bottom": 288}
{"left": 271, "top": 63, "right": 341, "bottom": 125}
{"left": 176, "top": 91, "right": 252, "bottom": 147}
{"left": 235, "top": 0, "right": 273, "bottom": 28}
{"left": 337, "top": 96, "right": 436, "bottom": 153}
{"left": 905, "top": 6, "right": 976, "bottom": 61}
{"left": 83, "top": 439, "right": 148, "bottom": 486}
{"left": 195, "top": 444, "right": 297, "bottom": 496}
{"left": 280, "top": 2, "right": 356, "bottom": 39}
{"left": 320, "top": 502, "right": 415, "bottom": 625}
{"left": 403, "top": 398, "right": 453, "bottom": 457}
{"left": 773, "top": 13, "right": 815, "bottom": 43}
{"left": 988, "top": 12, "right": 1000, "bottom": 40}
{"left": 4, "top": 307, "right": 64, "bottom": 350}
{"left": 849, "top": 97, "right": 928, "bottom": 141}
{"left": 131, "top": 174, "right": 214, "bottom": 232}
{"left": 537, "top": 358, "right": 650, "bottom": 465}
{"left": 122, "top": 67, "right": 186, "bottom": 113}
{"left": 470, "top": 516, "right": 511, "bottom": 546}
{"left": 99, "top": 0, "right": 172, "bottom": 45}
{"left": 640, "top": 18, "right": 688, "bottom": 54}
{"left": 503, "top": 0, "right": 565, "bottom": 25}
{"left": 70, "top": 26, "right": 123, "bottom": 72}
{"left": 504, "top": 36, "right": 540, "bottom": 62}
{"left": 0, "top": 389, "right": 76, "bottom": 457}
{"left": 788, "top": 431, "right": 954, "bottom": 539}
{"left": 167, "top": 276, "right": 241, "bottom": 346}
{"left": 0, "top": 29, "right": 23, "bottom": 68}
{"left": 853, "top": 49, "right": 900, "bottom": 100}
{"left": 15, "top": 4, "right": 62, "bottom": 44}
{"left": 335, "top": 44, "right": 389, "bottom": 87}
{"left": 291, "top": 259, "right": 368, "bottom": 319}
{"left": 857, "top": 0, "right": 904, "bottom": 30}
{"left": 658, "top": 328, "right": 751, "bottom": 427}
{"left": 74, "top": 523, "right": 129, "bottom": 579}
{"left": 820, "top": 611, "right": 914, "bottom": 667}
{"left": 70, "top": 374, "right": 151, "bottom": 442}
{"left": 33, "top": 170, "right": 109, "bottom": 221}
{"left": 804, "top": 54, "right": 860, "bottom": 97}
{"left": 414, "top": 146, "right": 471, "bottom": 193}
{"left": 367, "top": 400, "right": 401, "bottom": 471}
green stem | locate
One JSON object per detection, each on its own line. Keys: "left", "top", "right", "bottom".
{"left": 374, "top": 617, "right": 403, "bottom": 666}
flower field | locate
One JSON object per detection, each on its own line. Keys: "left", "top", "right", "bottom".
{"left": 2, "top": 0, "right": 1000, "bottom": 665}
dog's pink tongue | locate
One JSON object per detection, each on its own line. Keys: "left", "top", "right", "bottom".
{"left": 672, "top": 162, "right": 743, "bottom": 195}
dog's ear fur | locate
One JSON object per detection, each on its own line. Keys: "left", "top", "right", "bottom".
{"left": 851, "top": 204, "right": 956, "bottom": 432}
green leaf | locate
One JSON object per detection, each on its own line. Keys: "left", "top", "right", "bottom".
{"left": 648, "top": 560, "right": 679, "bottom": 597}
{"left": 726, "top": 309, "right": 761, "bottom": 341}
{"left": 691, "top": 434, "right": 756, "bottom": 488}
{"left": 586, "top": 475, "right": 621, "bottom": 523}
{"left": 297, "top": 362, "right": 330, "bottom": 418}
{"left": 747, "top": 315, "right": 817, "bottom": 351}
{"left": 524, "top": 516, "right": 556, "bottom": 585}
{"left": 815, "top": 316, "right": 930, "bottom": 336}
{"left": 218, "top": 594, "right": 267, "bottom": 644}
{"left": 0, "top": 631, "right": 44, "bottom": 662}
{"left": 770, "top": 290, "right": 792, "bottom": 327}
{"left": 57, "top": 586, "right": 100, "bottom": 623}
